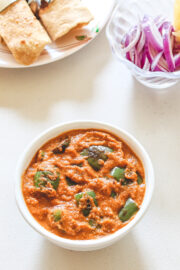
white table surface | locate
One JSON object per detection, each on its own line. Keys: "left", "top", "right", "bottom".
{"left": 1, "top": 4, "right": 180, "bottom": 270}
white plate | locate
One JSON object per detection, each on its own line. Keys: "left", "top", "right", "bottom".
{"left": 0, "top": 0, "right": 115, "bottom": 68}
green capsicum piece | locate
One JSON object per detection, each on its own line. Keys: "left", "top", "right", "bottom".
{"left": 81, "top": 145, "right": 113, "bottom": 171}
{"left": 87, "top": 157, "right": 101, "bottom": 171}
{"left": 53, "top": 209, "right": 62, "bottom": 222}
{"left": 87, "top": 190, "right": 98, "bottom": 206}
{"left": 80, "top": 148, "right": 89, "bottom": 156}
{"left": 34, "top": 170, "right": 60, "bottom": 190}
{"left": 52, "top": 138, "right": 70, "bottom": 154}
{"left": 119, "top": 198, "right": 139, "bottom": 222}
{"left": 34, "top": 171, "right": 53, "bottom": 188}
{"left": 89, "top": 219, "right": 96, "bottom": 227}
{"left": 50, "top": 174, "right": 60, "bottom": 190}
{"left": 111, "top": 167, "right": 133, "bottom": 185}
{"left": 137, "top": 172, "right": 143, "bottom": 185}
{"left": 74, "top": 192, "right": 84, "bottom": 204}
{"left": 82, "top": 208, "right": 91, "bottom": 217}
{"left": 75, "top": 190, "right": 98, "bottom": 206}
{"left": 34, "top": 171, "right": 46, "bottom": 188}
{"left": 110, "top": 167, "right": 125, "bottom": 181}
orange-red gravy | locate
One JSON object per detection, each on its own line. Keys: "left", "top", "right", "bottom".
{"left": 22, "top": 129, "right": 145, "bottom": 240}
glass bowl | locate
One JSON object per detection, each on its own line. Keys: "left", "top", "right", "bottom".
{"left": 106, "top": 0, "right": 180, "bottom": 89}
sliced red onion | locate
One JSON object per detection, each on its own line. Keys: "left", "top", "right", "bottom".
{"left": 154, "top": 16, "right": 167, "bottom": 33}
{"left": 153, "top": 66, "right": 167, "bottom": 72}
{"left": 136, "top": 31, "right": 146, "bottom": 67}
{"left": 124, "top": 34, "right": 131, "bottom": 61}
{"left": 134, "top": 48, "right": 139, "bottom": 66}
{"left": 121, "top": 33, "right": 134, "bottom": 62}
{"left": 151, "top": 51, "right": 163, "bottom": 71}
{"left": 151, "top": 51, "right": 168, "bottom": 72}
{"left": 120, "top": 14, "right": 179, "bottom": 73}
{"left": 159, "top": 22, "right": 166, "bottom": 34}
{"left": 172, "top": 34, "right": 180, "bottom": 52}
{"left": 127, "top": 47, "right": 139, "bottom": 66}
{"left": 128, "top": 48, "right": 135, "bottom": 63}
{"left": 159, "top": 55, "right": 169, "bottom": 70}
{"left": 174, "top": 53, "right": 180, "bottom": 69}
{"left": 146, "top": 43, "right": 158, "bottom": 64}
{"left": 136, "top": 50, "right": 142, "bottom": 67}
{"left": 121, "top": 33, "right": 128, "bottom": 47}
{"left": 142, "top": 56, "right": 151, "bottom": 71}
{"left": 121, "top": 24, "right": 141, "bottom": 53}
{"left": 136, "top": 30, "right": 146, "bottom": 54}
{"left": 162, "top": 22, "right": 175, "bottom": 72}
{"left": 142, "top": 15, "right": 163, "bottom": 52}
{"left": 141, "top": 49, "right": 147, "bottom": 68}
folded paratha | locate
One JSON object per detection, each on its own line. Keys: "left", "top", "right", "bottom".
{"left": 39, "top": 0, "right": 93, "bottom": 41}
{"left": 0, "top": 0, "right": 51, "bottom": 65}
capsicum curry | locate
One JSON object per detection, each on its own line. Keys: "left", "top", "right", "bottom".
{"left": 22, "top": 129, "right": 145, "bottom": 240}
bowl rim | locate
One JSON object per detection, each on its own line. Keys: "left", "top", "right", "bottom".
{"left": 106, "top": 0, "right": 180, "bottom": 80}
{"left": 15, "top": 120, "right": 155, "bottom": 250}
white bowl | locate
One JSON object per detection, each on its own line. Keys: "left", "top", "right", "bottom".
{"left": 15, "top": 121, "right": 154, "bottom": 251}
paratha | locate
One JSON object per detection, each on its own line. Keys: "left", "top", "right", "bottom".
{"left": 39, "top": 0, "right": 93, "bottom": 41}
{"left": 0, "top": 0, "right": 51, "bottom": 65}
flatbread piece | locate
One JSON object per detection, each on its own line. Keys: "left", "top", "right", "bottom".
{"left": 0, "top": 0, "right": 51, "bottom": 65}
{"left": 39, "top": 0, "right": 93, "bottom": 41}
